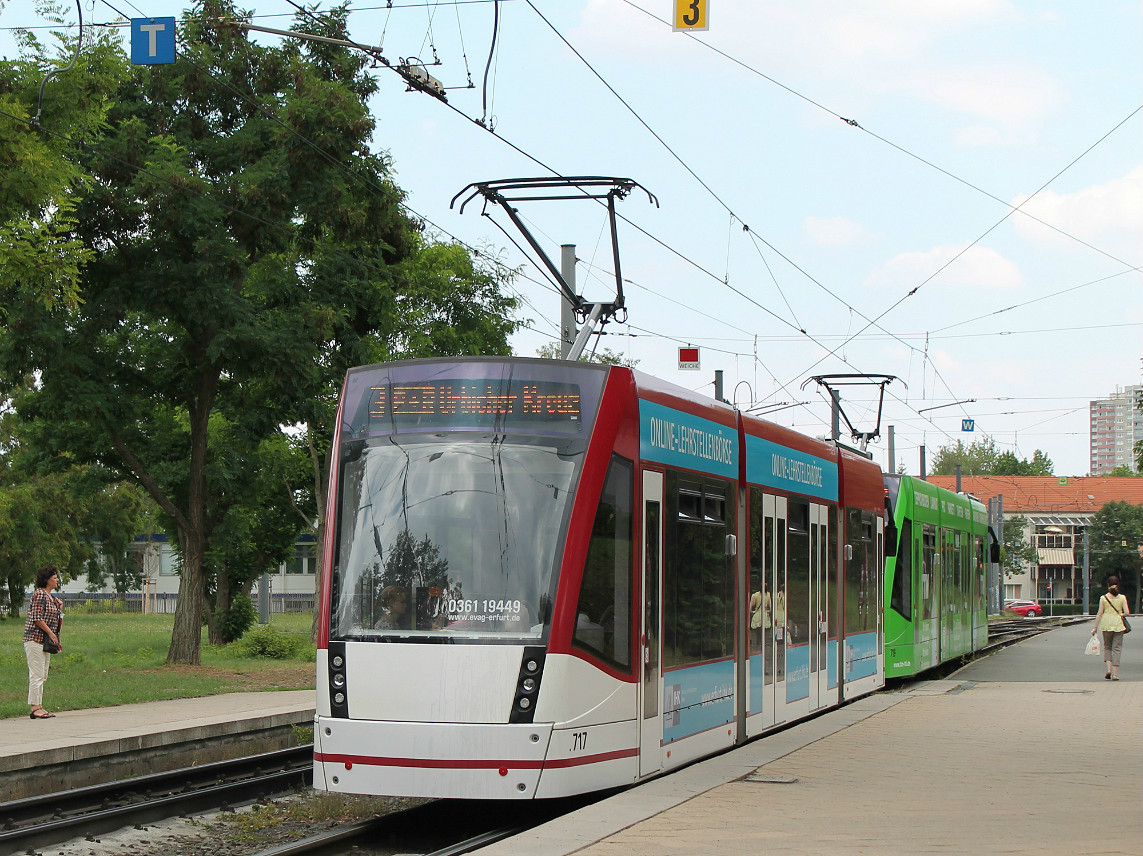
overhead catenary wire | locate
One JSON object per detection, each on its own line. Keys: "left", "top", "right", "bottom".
{"left": 96, "top": 0, "right": 1121, "bottom": 426}
{"left": 618, "top": 0, "right": 1142, "bottom": 274}
{"left": 799, "top": 104, "right": 1143, "bottom": 384}
{"left": 508, "top": 0, "right": 1089, "bottom": 441}
{"left": 17, "top": 2, "right": 1132, "bottom": 462}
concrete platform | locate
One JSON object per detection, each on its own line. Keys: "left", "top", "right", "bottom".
{"left": 474, "top": 622, "right": 1143, "bottom": 856}
{"left": 0, "top": 690, "right": 315, "bottom": 801}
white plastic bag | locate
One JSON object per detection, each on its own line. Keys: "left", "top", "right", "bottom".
{"left": 1085, "top": 635, "right": 1101, "bottom": 656}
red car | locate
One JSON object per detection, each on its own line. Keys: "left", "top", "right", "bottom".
{"left": 1005, "top": 599, "right": 1043, "bottom": 617}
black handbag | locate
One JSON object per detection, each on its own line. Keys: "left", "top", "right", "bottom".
{"left": 42, "top": 638, "right": 60, "bottom": 653}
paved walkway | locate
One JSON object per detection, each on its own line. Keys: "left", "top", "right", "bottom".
{"left": 476, "top": 623, "right": 1143, "bottom": 856}
{"left": 0, "top": 690, "right": 314, "bottom": 800}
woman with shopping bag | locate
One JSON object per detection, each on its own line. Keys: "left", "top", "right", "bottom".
{"left": 1091, "top": 576, "right": 1131, "bottom": 681}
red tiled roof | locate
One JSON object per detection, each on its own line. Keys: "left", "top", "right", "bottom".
{"left": 924, "top": 476, "right": 1143, "bottom": 513}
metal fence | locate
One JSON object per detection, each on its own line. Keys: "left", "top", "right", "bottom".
{"left": 58, "top": 591, "right": 315, "bottom": 615}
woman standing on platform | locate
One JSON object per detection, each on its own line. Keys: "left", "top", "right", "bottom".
{"left": 23, "top": 566, "right": 64, "bottom": 719}
{"left": 1091, "top": 575, "right": 1130, "bottom": 681}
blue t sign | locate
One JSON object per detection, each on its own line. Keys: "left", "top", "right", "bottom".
{"left": 131, "top": 18, "right": 176, "bottom": 65}
{"left": 961, "top": 419, "right": 975, "bottom": 432}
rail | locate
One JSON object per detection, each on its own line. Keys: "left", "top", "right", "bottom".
{"left": 0, "top": 745, "right": 312, "bottom": 853}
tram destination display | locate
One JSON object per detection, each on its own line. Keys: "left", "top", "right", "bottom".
{"left": 367, "top": 378, "right": 583, "bottom": 431}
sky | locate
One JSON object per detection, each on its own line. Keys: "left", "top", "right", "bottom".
{"left": 2, "top": 0, "right": 1141, "bottom": 478}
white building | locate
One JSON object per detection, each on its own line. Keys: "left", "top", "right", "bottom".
{"left": 1089, "top": 384, "right": 1143, "bottom": 475}
{"left": 55, "top": 534, "right": 318, "bottom": 613}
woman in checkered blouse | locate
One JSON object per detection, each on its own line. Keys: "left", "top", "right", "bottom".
{"left": 23, "top": 566, "right": 64, "bottom": 719}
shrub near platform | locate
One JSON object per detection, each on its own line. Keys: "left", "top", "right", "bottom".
{"left": 0, "top": 612, "right": 316, "bottom": 719}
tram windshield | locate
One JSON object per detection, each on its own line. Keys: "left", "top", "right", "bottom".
{"left": 329, "top": 359, "right": 608, "bottom": 643}
{"left": 331, "top": 434, "right": 585, "bottom": 641}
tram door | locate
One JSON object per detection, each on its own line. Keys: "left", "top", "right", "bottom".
{"left": 639, "top": 470, "right": 664, "bottom": 776}
{"left": 769, "top": 495, "right": 787, "bottom": 724}
{"left": 756, "top": 493, "right": 781, "bottom": 730}
{"left": 940, "top": 528, "right": 954, "bottom": 661}
{"left": 811, "top": 504, "right": 830, "bottom": 710}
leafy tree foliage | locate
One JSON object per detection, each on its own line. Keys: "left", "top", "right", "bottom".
{"left": 203, "top": 423, "right": 308, "bottom": 644}
{"left": 0, "top": 2, "right": 517, "bottom": 661}
{"left": 0, "top": 390, "right": 148, "bottom": 614}
{"left": 998, "top": 514, "right": 1038, "bottom": 579}
{"left": 1087, "top": 501, "right": 1143, "bottom": 613}
{"left": 0, "top": 2, "right": 125, "bottom": 314}
{"left": 1107, "top": 465, "right": 1140, "bottom": 477}
{"left": 930, "top": 438, "right": 1053, "bottom": 476}
{"left": 536, "top": 342, "right": 639, "bottom": 367}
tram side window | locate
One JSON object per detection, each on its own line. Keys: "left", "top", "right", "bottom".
{"left": 785, "top": 500, "right": 812, "bottom": 647}
{"left": 922, "top": 524, "right": 937, "bottom": 620}
{"left": 572, "top": 455, "right": 633, "bottom": 670}
{"left": 890, "top": 519, "right": 912, "bottom": 619}
{"left": 974, "top": 535, "right": 985, "bottom": 609}
{"left": 828, "top": 507, "right": 839, "bottom": 638}
{"left": 664, "top": 473, "right": 735, "bottom": 666}
{"left": 845, "top": 508, "right": 877, "bottom": 634}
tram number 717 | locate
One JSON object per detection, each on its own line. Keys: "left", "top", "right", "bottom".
{"left": 571, "top": 731, "right": 588, "bottom": 752}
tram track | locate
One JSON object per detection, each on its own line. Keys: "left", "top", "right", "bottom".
{"left": 1, "top": 620, "right": 1089, "bottom": 856}
{"left": 241, "top": 795, "right": 594, "bottom": 856}
{"left": 0, "top": 744, "right": 313, "bottom": 854}
{"left": 984, "top": 615, "right": 1089, "bottom": 652}
{"left": 245, "top": 812, "right": 527, "bottom": 856}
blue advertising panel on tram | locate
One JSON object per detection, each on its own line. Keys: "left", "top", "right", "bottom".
{"left": 639, "top": 400, "right": 737, "bottom": 478}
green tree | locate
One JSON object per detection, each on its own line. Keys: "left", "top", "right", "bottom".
{"left": 0, "top": 1, "right": 125, "bottom": 315}
{"left": 0, "top": 2, "right": 517, "bottom": 662}
{"left": 931, "top": 438, "right": 1000, "bottom": 476}
{"left": 1087, "top": 501, "right": 1143, "bottom": 613}
{"left": 999, "top": 514, "right": 1038, "bottom": 579}
{"left": 1026, "top": 449, "right": 1055, "bottom": 476}
{"left": 79, "top": 481, "right": 154, "bottom": 595}
{"left": 931, "top": 438, "right": 1053, "bottom": 476}
{"left": 1, "top": 387, "right": 149, "bottom": 613}
{"left": 1107, "top": 466, "right": 1140, "bottom": 477}
{"left": 203, "top": 423, "right": 307, "bottom": 644}
{"left": 536, "top": 342, "right": 639, "bottom": 367}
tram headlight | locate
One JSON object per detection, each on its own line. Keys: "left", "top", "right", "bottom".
{"left": 331, "top": 672, "right": 346, "bottom": 689}
{"left": 511, "top": 647, "right": 545, "bottom": 724}
{"left": 333, "top": 692, "right": 346, "bottom": 705}
{"left": 332, "top": 655, "right": 344, "bottom": 669}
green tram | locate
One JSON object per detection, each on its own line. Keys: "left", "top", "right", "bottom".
{"left": 883, "top": 475, "right": 999, "bottom": 678}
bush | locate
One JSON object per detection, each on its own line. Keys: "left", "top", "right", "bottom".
{"left": 233, "top": 624, "right": 314, "bottom": 660}
{"left": 216, "top": 594, "right": 258, "bottom": 643}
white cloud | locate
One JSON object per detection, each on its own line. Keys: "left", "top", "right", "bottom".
{"left": 578, "top": 0, "right": 1017, "bottom": 62}
{"left": 955, "top": 125, "right": 1012, "bottom": 147}
{"left": 902, "top": 64, "right": 1059, "bottom": 124}
{"left": 1010, "top": 166, "right": 1143, "bottom": 258}
{"left": 573, "top": 1, "right": 1057, "bottom": 138}
{"left": 804, "top": 215, "right": 871, "bottom": 246}
{"left": 865, "top": 244, "right": 1024, "bottom": 291}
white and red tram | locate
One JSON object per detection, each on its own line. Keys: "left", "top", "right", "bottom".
{"left": 313, "top": 357, "right": 885, "bottom": 799}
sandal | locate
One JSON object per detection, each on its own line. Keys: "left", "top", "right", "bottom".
{"left": 29, "top": 709, "right": 55, "bottom": 719}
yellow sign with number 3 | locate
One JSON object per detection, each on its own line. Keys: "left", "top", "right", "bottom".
{"left": 674, "top": 0, "right": 709, "bottom": 32}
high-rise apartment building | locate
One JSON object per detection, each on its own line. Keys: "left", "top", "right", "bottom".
{"left": 1089, "top": 384, "right": 1143, "bottom": 475}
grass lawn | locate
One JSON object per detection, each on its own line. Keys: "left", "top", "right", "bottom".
{"left": 1, "top": 612, "right": 315, "bottom": 719}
